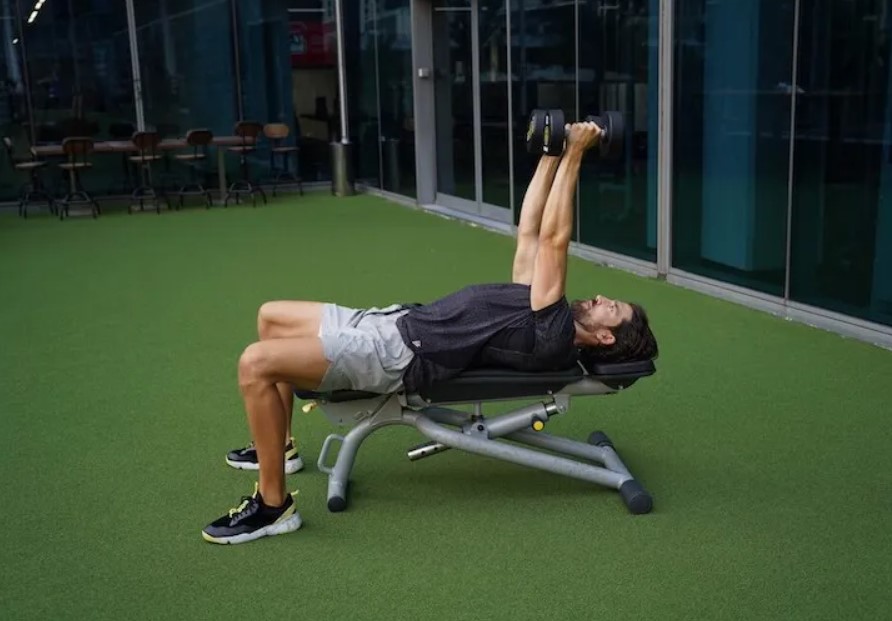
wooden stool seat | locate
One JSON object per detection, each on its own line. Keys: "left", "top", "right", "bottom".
{"left": 15, "top": 161, "right": 46, "bottom": 171}
{"left": 128, "top": 154, "right": 163, "bottom": 163}
{"left": 59, "top": 162, "right": 93, "bottom": 171}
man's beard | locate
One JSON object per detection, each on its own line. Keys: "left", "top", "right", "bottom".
{"left": 570, "top": 299, "right": 591, "bottom": 327}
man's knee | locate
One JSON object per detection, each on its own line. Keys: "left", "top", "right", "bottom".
{"left": 257, "top": 302, "right": 276, "bottom": 339}
{"left": 238, "top": 342, "right": 271, "bottom": 389}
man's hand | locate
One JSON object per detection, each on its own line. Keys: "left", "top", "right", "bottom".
{"left": 564, "top": 121, "right": 602, "bottom": 154}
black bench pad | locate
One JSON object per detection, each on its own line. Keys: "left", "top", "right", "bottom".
{"left": 296, "top": 359, "right": 655, "bottom": 403}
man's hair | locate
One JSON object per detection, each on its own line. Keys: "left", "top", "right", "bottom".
{"left": 579, "top": 303, "right": 658, "bottom": 365}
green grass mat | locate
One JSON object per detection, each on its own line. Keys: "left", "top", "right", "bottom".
{"left": 1, "top": 195, "right": 891, "bottom": 620}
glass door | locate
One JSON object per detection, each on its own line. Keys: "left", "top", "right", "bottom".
{"left": 433, "top": 1, "right": 477, "bottom": 206}
{"left": 431, "top": 0, "right": 511, "bottom": 222}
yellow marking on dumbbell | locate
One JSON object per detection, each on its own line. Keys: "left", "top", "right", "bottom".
{"left": 532, "top": 420, "right": 545, "bottom": 431}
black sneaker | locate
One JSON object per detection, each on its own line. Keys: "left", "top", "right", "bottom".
{"left": 226, "top": 437, "right": 304, "bottom": 474}
{"left": 202, "top": 484, "right": 302, "bottom": 545}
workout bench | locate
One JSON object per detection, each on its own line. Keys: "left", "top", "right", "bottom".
{"left": 296, "top": 359, "right": 656, "bottom": 515}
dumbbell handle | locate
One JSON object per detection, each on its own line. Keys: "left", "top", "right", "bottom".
{"left": 585, "top": 115, "right": 608, "bottom": 136}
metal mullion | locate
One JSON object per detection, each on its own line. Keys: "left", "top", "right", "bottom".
{"left": 784, "top": 0, "right": 802, "bottom": 302}
{"left": 657, "top": 0, "right": 674, "bottom": 275}
{"left": 471, "top": 0, "right": 483, "bottom": 211}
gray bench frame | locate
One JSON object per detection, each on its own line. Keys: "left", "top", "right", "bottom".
{"left": 302, "top": 361, "right": 656, "bottom": 515}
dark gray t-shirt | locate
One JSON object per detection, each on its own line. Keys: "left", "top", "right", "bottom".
{"left": 396, "top": 283, "right": 577, "bottom": 393}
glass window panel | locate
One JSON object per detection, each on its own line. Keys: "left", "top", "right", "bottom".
{"left": 510, "top": 0, "right": 576, "bottom": 231}
{"left": 790, "top": 0, "right": 892, "bottom": 327}
{"left": 284, "top": 1, "right": 336, "bottom": 183}
{"left": 577, "top": 0, "right": 658, "bottom": 262}
{"left": 479, "top": 0, "right": 509, "bottom": 210}
{"left": 0, "top": 5, "right": 30, "bottom": 203}
{"left": 24, "top": 0, "right": 137, "bottom": 198}
{"left": 237, "top": 0, "right": 304, "bottom": 184}
{"left": 378, "top": 0, "right": 415, "bottom": 197}
{"left": 672, "top": 0, "right": 795, "bottom": 296}
{"left": 345, "top": 0, "right": 381, "bottom": 188}
{"left": 433, "top": 3, "right": 475, "bottom": 201}
{"left": 135, "top": 0, "right": 237, "bottom": 138}
{"left": 134, "top": 0, "right": 239, "bottom": 194}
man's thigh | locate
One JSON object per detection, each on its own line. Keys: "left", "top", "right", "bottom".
{"left": 258, "top": 301, "right": 326, "bottom": 339}
{"left": 242, "top": 337, "right": 330, "bottom": 391}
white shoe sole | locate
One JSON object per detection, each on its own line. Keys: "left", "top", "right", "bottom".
{"left": 226, "top": 456, "right": 305, "bottom": 474}
{"left": 202, "top": 512, "right": 303, "bottom": 545}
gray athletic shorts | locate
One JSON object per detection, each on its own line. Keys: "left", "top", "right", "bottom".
{"left": 316, "top": 303, "right": 415, "bottom": 394}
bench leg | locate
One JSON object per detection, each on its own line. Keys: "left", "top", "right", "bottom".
{"left": 410, "top": 408, "right": 653, "bottom": 515}
{"left": 320, "top": 418, "right": 411, "bottom": 512}
{"left": 313, "top": 398, "right": 652, "bottom": 515}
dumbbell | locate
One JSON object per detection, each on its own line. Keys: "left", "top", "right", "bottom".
{"left": 526, "top": 109, "right": 624, "bottom": 159}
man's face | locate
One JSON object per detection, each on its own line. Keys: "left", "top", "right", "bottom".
{"left": 571, "top": 295, "right": 633, "bottom": 344}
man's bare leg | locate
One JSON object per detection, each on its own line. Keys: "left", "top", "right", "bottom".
{"left": 512, "top": 155, "right": 562, "bottom": 284}
{"left": 225, "top": 301, "right": 327, "bottom": 473}
{"left": 256, "top": 301, "right": 325, "bottom": 438}
{"left": 237, "top": 337, "right": 330, "bottom": 506}
{"left": 202, "top": 336, "right": 329, "bottom": 544}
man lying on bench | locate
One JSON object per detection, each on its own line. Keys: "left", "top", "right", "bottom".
{"left": 202, "top": 120, "right": 659, "bottom": 545}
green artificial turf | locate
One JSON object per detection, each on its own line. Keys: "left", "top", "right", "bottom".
{"left": 1, "top": 194, "right": 891, "bottom": 620}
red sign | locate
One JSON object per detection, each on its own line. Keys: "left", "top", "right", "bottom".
{"left": 290, "top": 21, "right": 335, "bottom": 68}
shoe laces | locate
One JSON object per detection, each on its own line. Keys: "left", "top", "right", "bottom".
{"left": 228, "top": 483, "right": 260, "bottom": 520}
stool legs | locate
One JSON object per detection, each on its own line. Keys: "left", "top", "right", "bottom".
{"left": 224, "top": 151, "right": 267, "bottom": 207}
{"left": 268, "top": 151, "right": 303, "bottom": 197}
{"left": 59, "top": 169, "right": 99, "bottom": 220}
{"left": 19, "top": 168, "right": 55, "bottom": 219}
{"left": 177, "top": 159, "right": 213, "bottom": 209}
{"left": 130, "top": 161, "right": 170, "bottom": 215}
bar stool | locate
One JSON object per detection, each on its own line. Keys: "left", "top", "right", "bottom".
{"left": 3, "top": 136, "right": 54, "bottom": 218}
{"left": 224, "top": 120, "right": 266, "bottom": 207}
{"left": 263, "top": 122, "right": 303, "bottom": 197}
{"left": 129, "top": 130, "right": 169, "bottom": 214}
{"left": 57, "top": 137, "right": 99, "bottom": 220}
{"left": 174, "top": 129, "right": 214, "bottom": 209}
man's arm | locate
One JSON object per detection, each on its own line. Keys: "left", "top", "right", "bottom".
{"left": 530, "top": 122, "right": 601, "bottom": 311}
{"left": 512, "top": 155, "right": 561, "bottom": 284}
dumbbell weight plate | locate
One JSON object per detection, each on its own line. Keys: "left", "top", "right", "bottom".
{"left": 601, "top": 111, "right": 624, "bottom": 159}
{"left": 586, "top": 112, "right": 624, "bottom": 159}
{"left": 526, "top": 109, "right": 546, "bottom": 154}
{"left": 544, "top": 109, "right": 566, "bottom": 155}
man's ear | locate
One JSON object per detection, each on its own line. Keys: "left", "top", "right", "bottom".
{"left": 596, "top": 329, "right": 616, "bottom": 346}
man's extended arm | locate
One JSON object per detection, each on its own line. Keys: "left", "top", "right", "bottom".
{"left": 512, "top": 155, "right": 561, "bottom": 284}
{"left": 529, "top": 122, "right": 601, "bottom": 311}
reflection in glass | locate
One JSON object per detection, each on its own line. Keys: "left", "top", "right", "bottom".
{"left": 346, "top": 0, "right": 381, "bottom": 188}
{"left": 0, "top": 11, "right": 30, "bottom": 202}
{"left": 378, "top": 0, "right": 415, "bottom": 197}
{"left": 433, "top": 4, "right": 476, "bottom": 201}
{"left": 478, "top": 0, "right": 509, "bottom": 209}
{"left": 790, "top": 0, "right": 892, "bottom": 327}
{"left": 510, "top": 0, "right": 576, "bottom": 228}
{"left": 577, "top": 0, "right": 658, "bottom": 261}
{"left": 672, "top": 0, "right": 794, "bottom": 295}
{"left": 24, "top": 0, "right": 137, "bottom": 197}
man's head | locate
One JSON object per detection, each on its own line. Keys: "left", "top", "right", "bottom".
{"left": 571, "top": 295, "right": 658, "bottom": 364}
